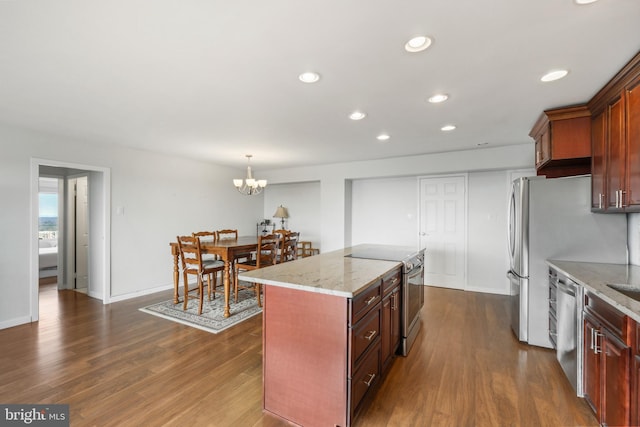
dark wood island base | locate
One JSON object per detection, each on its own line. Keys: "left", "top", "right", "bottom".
{"left": 261, "top": 266, "right": 402, "bottom": 427}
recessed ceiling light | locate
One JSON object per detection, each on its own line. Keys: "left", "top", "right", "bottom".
{"left": 299, "top": 72, "right": 320, "bottom": 83}
{"left": 441, "top": 124, "right": 456, "bottom": 132}
{"left": 428, "top": 94, "right": 449, "bottom": 104}
{"left": 405, "top": 36, "right": 433, "bottom": 53}
{"left": 349, "top": 111, "right": 366, "bottom": 121}
{"left": 377, "top": 134, "right": 390, "bottom": 141}
{"left": 541, "top": 69, "right": 569, "bottom": 82}
{"left": 574, "top": 0, "right": 598, "bottom": 4}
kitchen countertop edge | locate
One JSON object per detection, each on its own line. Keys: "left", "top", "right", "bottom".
{"left": 238, "top": 248, "right": 402, "bottom": 298}
{"left": 546, "top": 260, "right": 640, "bottom": 323}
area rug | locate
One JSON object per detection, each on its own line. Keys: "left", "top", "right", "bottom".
{"left": 139, "top": 286, "right": 262, "bottom": 334}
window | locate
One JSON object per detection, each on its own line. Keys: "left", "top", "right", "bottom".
{"left": 39, "top": 178, "right": 59, "bottom": 240}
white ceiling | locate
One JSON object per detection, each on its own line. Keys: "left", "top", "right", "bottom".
{"left": 1, "top": 0, "right": 639, "bottom": 170}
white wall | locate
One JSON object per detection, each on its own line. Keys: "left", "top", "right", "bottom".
{"left": 263, "top": 144, "right": 534, "bottom": 253}
{"left": 263, "top": 182, "right": 321, "bottom": 251}
{"left": 349, "top": 171, "right": 515, "bottom": 295}
{"left": 0, "top": 122, "right": 534, "bottom": 329}
{"left": 0, "top": 123, "right": 264, "bottom": 329}
{"left": 5, "top": 117, "right": 635, "bottom": 328}
{"left": 466, "top": 171, "right": 511, "bottom": 294}
{"left": 351, "top": 177, "right": 418, "bottom": 247}
{"left": 259, "top": 147, "right": 534, "bottom": 296}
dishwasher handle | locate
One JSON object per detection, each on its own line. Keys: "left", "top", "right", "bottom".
{"left": 556, "top": 279, "right": 577, "bottom": 297}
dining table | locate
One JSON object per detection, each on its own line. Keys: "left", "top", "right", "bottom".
{"left": 169, "top": 236, "right": 259, "bottom": 318}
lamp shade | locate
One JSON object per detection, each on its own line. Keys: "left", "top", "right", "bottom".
{"left": 273, "top": 205, "right": 289, "bottom": 219}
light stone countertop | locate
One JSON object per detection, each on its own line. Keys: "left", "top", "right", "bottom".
{"left": 546, "top": 260, "right": 640, "bottom": 323}
{"left": 238, "top": 248, "right": 401, "bottom": 298}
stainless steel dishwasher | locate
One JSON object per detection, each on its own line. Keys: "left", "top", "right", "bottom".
{"left": 553, "top": 270, "right": 584, "bottom": 396}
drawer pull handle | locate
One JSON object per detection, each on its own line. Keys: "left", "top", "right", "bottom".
{"left": 364, "top": 330, "right": 377, "bottom": 341}
{"left": 594, "top": 330, "right": 603, "bottom": 355}
{"left": 365, "top": 295, "right": 377, "bottom": 305}
{"left": 363, "top": 373, "right": 376, "bottom": 387}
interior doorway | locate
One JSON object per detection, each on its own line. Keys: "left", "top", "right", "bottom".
{"left": 69, "top": 176, "right": 89, "bottom": 293}
{"left": 419, "top": 174, "right": 467, "bottom": 290}
{"left": 31, "top": 159, "right": 111, "bottom": 323}
{"left": 37, "top": 177, "right": 62, "bottom": 287}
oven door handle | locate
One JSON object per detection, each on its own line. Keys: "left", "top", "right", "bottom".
{"left": 406, "top": 264, "right": 423, "bottom": 279}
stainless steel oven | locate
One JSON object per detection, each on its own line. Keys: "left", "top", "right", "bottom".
{"left": 401, "top": 252, "right": 424, "bottom": 356}
{"left": 346, "top": 244, "right": 425, "bottom": 356}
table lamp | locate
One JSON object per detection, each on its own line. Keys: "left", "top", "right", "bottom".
{"left": 273, "top": 205, "right": 289, "bottom": 229}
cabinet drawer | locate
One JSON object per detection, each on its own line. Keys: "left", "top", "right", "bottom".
{"left": 351, "top": 306, "right": 381, "bottom": 367}
{"left": 350, "top": 344, "right": 381, "bottom": 414}
{"left": 351, "top": 280, "right": 382, "bottom": 324}
{"left": 584, "top": 291, "right": 625, "bottom": 338}
{"left": 382, "top": 268, "right": 402, "bottom": 296}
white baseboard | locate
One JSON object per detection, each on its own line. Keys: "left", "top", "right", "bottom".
{"left": 0, "top": 315, "right": 32, "bottom": 331}
{"left": 465, "top": 285, "right": 509, "bottom": 296}
{"left": 108, "top": 283, "right": 174, "bottom": 303}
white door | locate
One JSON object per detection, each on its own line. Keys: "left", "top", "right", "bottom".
{"left": 75, "top": 177, "right": 89, "bottom": 291}
{"left": 419, "top": 175, "right": 466, "bottom": 289}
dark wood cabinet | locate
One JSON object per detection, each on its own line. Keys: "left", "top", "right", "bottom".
{"left": 262, "top": 265, "right": 402, "bottom": 427}
{"left": 591, "top": 110, "right": 607, "bottom": 211}
{"left": 607, "top": 95, "right": 626, "bottom": 211}
{"left": 583, "top": 291, "right": 631, "bottom": 426}
{"left": 631, "top": 322, "right": 640, "bottom": 426}
{"left": 529, "top": 105, "right": 591, "bottom": 178}
{"left": 588, "top": 51, "right": 640, "bottom": 212}
{"left": 381, "top": 268, "right": 401, "bottom": 373}
{"left": 626, "top": 74, "right": 640, "bottom": 209}
{"left": 583, "top": 313, "right": 601, "bottom": 414}
{"left": 634, "top": 353, "right": 640, "bottom": 427}
{"left": 602, "top": 327, "right": 631, "bottom": 426}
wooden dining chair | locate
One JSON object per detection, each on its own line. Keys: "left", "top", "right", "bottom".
{"left": 193, "top": 230, "right": 217, "bottom": 258}
{"left": 273, "top": 229, "right": 288, "bottom": 263}
{"left": 215, "top": 229, "right": 238, "bottom": 240}
{"left": 233, "top": 234, "right": 280, "bottom": 307}
{"left": 278, "top": 232, "right": 299, "bottom": 263}
{"left": 192, "top": 230, "right": 223, "bottom": 289}
{"left": 176, "top": 235, "right": 225, "bottom": 315}
{"left": 273, "top": 229, "right": 290, "bottom": 240}
{"left": 214, "top": 229, "right": 250, "bottom": 290}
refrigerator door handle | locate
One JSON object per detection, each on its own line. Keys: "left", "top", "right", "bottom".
{"left": 507, "top": 270, "right": 525, "bottom": 281}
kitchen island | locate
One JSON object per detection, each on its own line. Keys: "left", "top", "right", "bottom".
{"left": 239, "top": 248, "right": 403, "bottom": 427}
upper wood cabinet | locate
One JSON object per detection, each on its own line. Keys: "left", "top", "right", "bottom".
{"left": 529, "top": 105, "right": 591, "bottom": 178}
{"left": 588, "top": 51, "right": 640, "bottom": 212}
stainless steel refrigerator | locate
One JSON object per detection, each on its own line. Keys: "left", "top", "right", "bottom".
{"left": 507, "top": 175, "right": 627, "bottom": 348}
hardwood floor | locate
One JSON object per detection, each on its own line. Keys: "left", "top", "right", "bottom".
{"left": 0, "top": 284, "right": 597, "bottom": 427}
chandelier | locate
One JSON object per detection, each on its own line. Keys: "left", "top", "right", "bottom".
{"left": 233, "top": 154, "right": 267, "bottom": 195}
